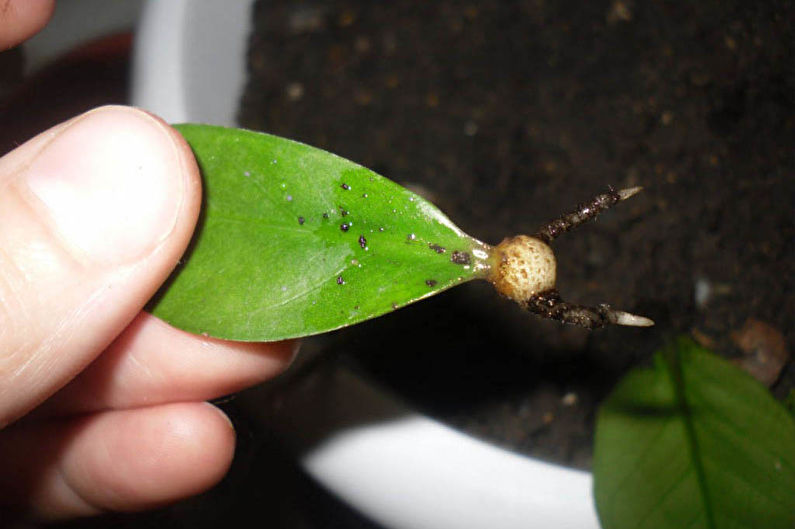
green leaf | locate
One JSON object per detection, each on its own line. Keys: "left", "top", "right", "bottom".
{"left": 593, "top": 337, "right": 795, "bottom": 529}
{"left": 149, "top": 124, "right": 490, "bottom": 341}
{"left": 785, "top": 390, "right": 795, "bottom": 419}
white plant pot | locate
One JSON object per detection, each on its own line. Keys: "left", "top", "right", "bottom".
{"left": 132, "top": 2, "right": 601, "bottom": 528}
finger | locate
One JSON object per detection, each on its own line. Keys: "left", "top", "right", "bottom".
{"left": 0, "top": 0, "right": 55, "bottom": 49}
{"left": 36, "top": 312, "right": 298, "bottom": 416}
{"left": 0, "top": 402, "right": 234, "bottom": 520}
{"left": 0, "top": 106, "right": 201, "bottom": 427}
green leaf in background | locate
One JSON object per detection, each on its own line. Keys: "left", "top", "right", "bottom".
{"left": 785, "top": 390, "right": 795, "bottom": 419}
{"left": 149, "top": 124, "right": 490, "bottom": 341}
{"left": 593, "top": 337, "right": 795, "bottom": 529}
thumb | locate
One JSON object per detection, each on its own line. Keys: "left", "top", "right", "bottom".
{"left": 0, "top": 106, "right": 201, "bottom": 427}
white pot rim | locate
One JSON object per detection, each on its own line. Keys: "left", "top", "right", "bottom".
{"left": 131, "top": 2, "right": 600, "bottom": 528}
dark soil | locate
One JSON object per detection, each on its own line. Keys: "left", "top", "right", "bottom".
{"left": 0, "top": 35, "right": 132, "bottom": 157}
{"left": 240, "top": 0, "right": 795, "bottom": 469}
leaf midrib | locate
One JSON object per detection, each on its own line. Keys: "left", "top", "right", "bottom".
{"left": 665, "top": 348, "right": 717, "bottom": 529}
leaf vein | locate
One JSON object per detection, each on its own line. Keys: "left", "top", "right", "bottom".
{"left": 630, "top": 466, "right": 692, "bottom": 529}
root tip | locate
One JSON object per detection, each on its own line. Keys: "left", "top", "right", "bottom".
{"left": 617, "top": 186, "right": 644, "bottom": 201}
{"left": 614, "top": 311, "right": 655, "bottom": 327}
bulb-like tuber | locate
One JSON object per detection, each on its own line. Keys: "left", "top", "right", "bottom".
{"left": 489, "top": 235, "right": 557, "bottom": 302}
{"left": 486, "top": 186, "right": 654, "bottom": 329}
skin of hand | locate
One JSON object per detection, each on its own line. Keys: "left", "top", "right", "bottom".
{"left": 0, "top": 1, "right": 298, "bottom": 521}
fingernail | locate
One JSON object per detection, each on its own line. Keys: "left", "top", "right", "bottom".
{"left": 25, "top": 107, "right": 185, "bottom": 265}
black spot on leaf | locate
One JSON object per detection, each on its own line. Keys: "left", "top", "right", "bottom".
{"left": 451, "top": 251, "right": 471, "bottom": 265}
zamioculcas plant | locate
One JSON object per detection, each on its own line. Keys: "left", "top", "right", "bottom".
{"left": 150, "top": 125, "right": 795, "bottom": 529}
{"left": 149, "top": 124, "right": 653, "bottom": 341}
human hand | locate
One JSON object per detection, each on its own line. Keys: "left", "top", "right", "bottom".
{"left": 0, "top": 1, "right": 296, "bottom": 521}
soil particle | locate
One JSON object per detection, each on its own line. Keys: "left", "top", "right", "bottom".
{"left": 450, "top": 251, "right": 471, "bottom": 266}
{"left": 425, "top": 279, "right": 438, "bottom": 287}
{"left": 429, "top": 243, "right": 446, "bottom": 254}
{"left": 731, "top": 318, "right": 790, "bottom": 387}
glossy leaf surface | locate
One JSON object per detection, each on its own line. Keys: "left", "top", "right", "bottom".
{"left": 150, "top": 124, "right": 489, "bottom": 341}
{"left": 594, "top": 338, "right": 795, "bottom": 529}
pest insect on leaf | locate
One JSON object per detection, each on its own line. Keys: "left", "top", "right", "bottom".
{"left": 148, "top": 124, "right": 652, "bottom": 341}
